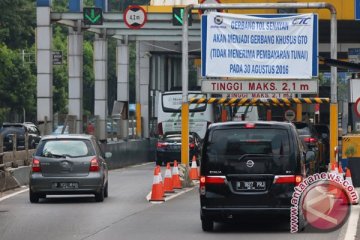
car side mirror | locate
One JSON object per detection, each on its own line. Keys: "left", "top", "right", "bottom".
{"left": 105, "top": 152, "right": 112, "bottom": 159}
{"left": 305, "top": 150, "right": 316, "bottom": 163}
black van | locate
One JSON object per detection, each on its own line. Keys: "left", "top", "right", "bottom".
{"left": 199, "top": 121, "right": 315, "bottom": 231}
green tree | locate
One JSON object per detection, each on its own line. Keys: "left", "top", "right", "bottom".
{"left": 0, "top": 44, "right": 36, "bottom": 121}
{"left": 0, "top": 0, "right": 35, "bottom": 49}
{"left": 83, "top": 36, "right": 95, "bottom": 115}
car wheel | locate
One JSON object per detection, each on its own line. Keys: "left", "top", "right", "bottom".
{"left": 298, "top": 206, "right": 307, "bottom": 232}
{"left": 201, "top": 218, "right": 214, "bottom": 232}
{"left": 29, "top": 189, "right": 39, "bottom": 203}
{"left": 30, "top": 140, "right": 36, "bottom": 149}
{"left": 104, "top": 182, "right": 108, "bottom": 198}
{"left": 95, "top": 187, "right": 105, "bottom": 202}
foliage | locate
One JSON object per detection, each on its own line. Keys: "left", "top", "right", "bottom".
{"left": 0, "top": 44, "right": 36, "bottom": 121}
{"left": 83, "top": 38, "right": 95, "bottom": 114}
{"left": 0, "top": 0, "right": 35, "bottom": 49}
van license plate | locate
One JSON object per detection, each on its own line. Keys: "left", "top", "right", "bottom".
{"left": 236, "top": 181, "right": 266, "bottom": 190}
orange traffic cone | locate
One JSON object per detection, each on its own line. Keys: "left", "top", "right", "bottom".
{"left": 164, "top": 163, "right": 174, "bottom": 193}
{"left": 157, "top": 165, "right": 165, "bottom": 197}
{"left": 190, "top": 155, "right": 199, "bottom": 180}
{"left": 172, "top": 160, "right": 182, "bottom": 189}
{"left": 150, "top": 166, "right": 164, "bottom": 201}
{"left": 345, "top": 168, "right": 353, "bottom": 186}
{"left": 338, "top": 162, "right": 344, "bottom": 179}
{"left": 330, "top": 162, "right": 338, "bottom": 174}
{"left": 345, "top": 169, "right": 359, "bottom": 205}
{"left": 328, "top": 162, "right": 340, "bottom": 197}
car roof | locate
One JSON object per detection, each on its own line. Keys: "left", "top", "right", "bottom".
{"left": 41, "top": 134, "right": 94, "bottom": 141}
{"left": 209, "top": 121, "right": 294, "bottom": 129}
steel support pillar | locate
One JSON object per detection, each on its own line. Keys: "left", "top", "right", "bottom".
{"left": 68, "top": 27, "right": 83, "bottom": 133}
{"left": 94, "top": 35, "right": 108, "bottom": 141}
{"left": 116, "top": 40, "right": 129, "bottom": 103}
{"left": 36, "top": 3, "right": 53, "bottom": 135}
{"left": 136, "top": 41, "right": 151, "bottom": 138}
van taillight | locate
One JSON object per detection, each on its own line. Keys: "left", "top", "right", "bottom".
{"left": 245, "top": 123, "right": 255, "bottom": 128}
{"left": 200, "top": 176, "right": 226, "bottom": 195}
{"left": 273, "top": 175, "right": 303, "bottom": 186}
{"left": 157, "top": 123, "right": 163, "bottom": 135}
{"left": 90, "top": 158, "right": 100, "bottom": 172}
{"left": 32, "top": 158, "right": 41, "bottom": 172}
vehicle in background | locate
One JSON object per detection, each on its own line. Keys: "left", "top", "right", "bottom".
{"left": 292, "top": 122, "right": 322, "bottom": 173}
{"left": 157, "top": 91, "right": 215, "bottom": 139}
{"left": 156, "top": 131, "right": 202, "bottom": 166}
{"left": 0, "top": 122, "right": 41, "bottom": 151}
{"left": 52, "top": 125, "right": 69, "bottom": 135}
{"left": 199, "top": 121, "right": 314, "bottom": 231}
{"left": 29, "top": 134, "right": 111, "bottom": 203}
{"left": 232, "top": 106, "right": 259, "bottom": 121}
{"left": 313, "top": 124, "right": 330, "bottom": 171}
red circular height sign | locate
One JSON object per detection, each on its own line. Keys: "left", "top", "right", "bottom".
{"left": 355, "top": 97, "right": 360, "bottom": 117}
{"left": 124, "top": 5, "right": 147, "bottom": 29}
{"left": 198, "top": 0, "right": 222, "bottom": 15}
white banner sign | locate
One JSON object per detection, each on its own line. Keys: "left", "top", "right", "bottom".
{"left": 201, "top": 12, "right": 318, "bottom": 79}
{"left": 202, "top": 80, "right": 318, "bottom": 94}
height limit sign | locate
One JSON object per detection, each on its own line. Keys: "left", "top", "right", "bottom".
{"left": 124, "top": 5, "right": 147, "bottom": 29}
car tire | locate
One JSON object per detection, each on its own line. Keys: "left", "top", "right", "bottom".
{"left": 30, "top": 140, "right": 36, "bottom": 149}
{"left": 201, "top": 218, "right": 214, "bottom": 232}
{"left": 104, "top": 182, "right": 108, "bottom": 198}
{"left": 95, "top": 187, "right": 105, "bottom": 202}
{"left": 29, "top": 189, "right": 39, "bottom": 203}
{"left": 298, "top": 206, "right": 307, "bottom": 232}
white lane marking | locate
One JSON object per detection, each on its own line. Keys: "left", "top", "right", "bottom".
{"left": 343, "top": 205, "right": 360, "bottom": 240}
{"left": 0, "top": 187, "right": 28, "bottom": 202}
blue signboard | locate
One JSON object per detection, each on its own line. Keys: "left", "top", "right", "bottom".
{"left": 356, "top": 0, "right": 360, "bottom": 20}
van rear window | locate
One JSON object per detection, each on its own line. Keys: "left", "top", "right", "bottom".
{"left": 207, "top": 128, "right": 290, "bottom": 156}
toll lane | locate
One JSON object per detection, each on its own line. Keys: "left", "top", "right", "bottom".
{"left": 0, "top": 163, "right": 350, "bottom": 240}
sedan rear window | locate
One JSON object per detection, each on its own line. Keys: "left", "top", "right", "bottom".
{"left": 36, "top": 140, "right": 95, "bottom": 158}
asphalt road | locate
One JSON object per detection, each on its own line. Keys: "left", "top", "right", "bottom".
{"left": 0, "top": 163, "right": 350, "bottom": 240}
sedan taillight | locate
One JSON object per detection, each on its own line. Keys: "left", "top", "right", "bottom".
{"left": 32, "top": 158, "right": 41, "bottom": 172}
{"left": 304, "top": 137, "right": 317, "bottom": 143}
{"left": 157, "top": 142, "right": 167, "bottom": 149}
{"left": 90, "top": 158, "right": 100, "bottom": 172}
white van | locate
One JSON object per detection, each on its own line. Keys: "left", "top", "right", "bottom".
{"left": 232, "top": 106, "right": 259, "bottom": 121}
{"left": 157, "top": 91, "right": 215, "bottom": 139}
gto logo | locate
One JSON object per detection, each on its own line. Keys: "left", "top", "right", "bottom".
{"left": 292, "top": 17, "right": 311, "bottom": 25}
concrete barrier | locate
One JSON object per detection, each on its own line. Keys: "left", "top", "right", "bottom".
{"left": 103, "top": 138, "right": 156, "bottom": 169}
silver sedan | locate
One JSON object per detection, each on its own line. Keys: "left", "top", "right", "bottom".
{"left": 29, "top": 134, "right": 111, "bottom": 203}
